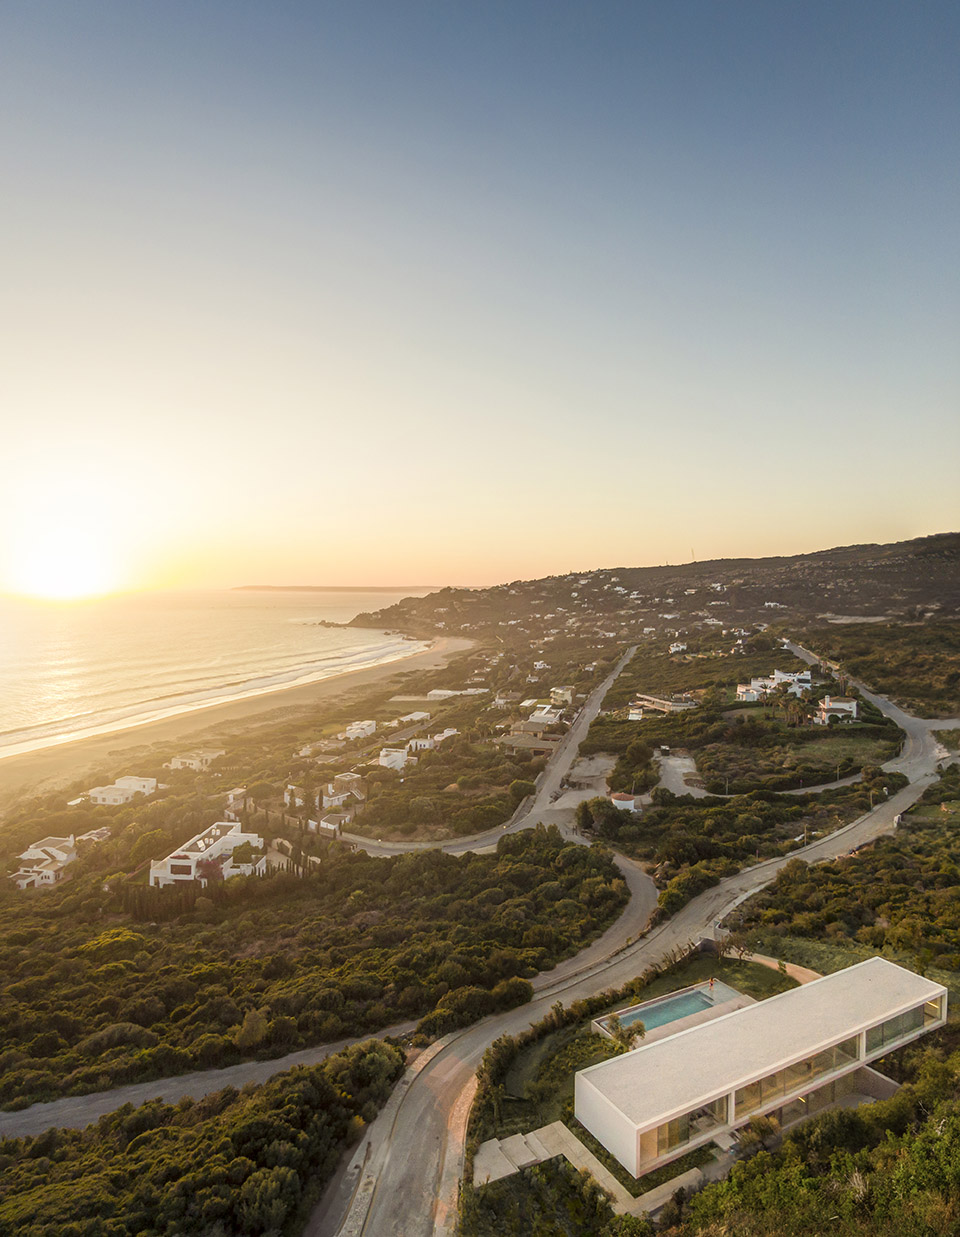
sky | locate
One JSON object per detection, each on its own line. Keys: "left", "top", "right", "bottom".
{"left": 1, "top": 1, "right": 958, "bottom": 596}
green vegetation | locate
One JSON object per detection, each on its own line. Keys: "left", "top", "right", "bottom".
{"left": 0, "top": 827, "right": 627, "bottom": 1108}
{"left": 0, "top": 1038, "right": 403, "bottom": 1237}
{"left": 462, "top": 956, "right": 797, "bottom": 1233}
{"left": 672, "top": 1031, "right": 960, "bottom": 1236}
{"left": 796, "top": 619, "right": 960, "bottom": 717}
{"left": 729, "top": 766, "right": 960, "bottom": 978}
{"left": 584, "top": 643, "right": 902, "bottom": 797}
{"left": 461, "top": 1158, "right": 651, "bottom": 1237}
{"left": 354, "top": 726, "right": 545, "bottom": 840}
{"left": 578, "top": 767, "right": 905, "bottom": 917}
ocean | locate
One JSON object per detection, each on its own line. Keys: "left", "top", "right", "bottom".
{"left": 0, "top": 589, "right": 431, "bottom": 760}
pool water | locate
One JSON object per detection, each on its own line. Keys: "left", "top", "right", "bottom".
{"left": 606, "top": 980, "right": 741, "bottom": 1034}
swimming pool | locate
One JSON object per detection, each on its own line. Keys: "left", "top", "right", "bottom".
{"left": 598, "top": 980, "right": 741, "bottom": 1037}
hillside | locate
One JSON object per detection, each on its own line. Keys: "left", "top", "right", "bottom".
{"left": 349, "top": 533, "right": 960, "bottom": 641}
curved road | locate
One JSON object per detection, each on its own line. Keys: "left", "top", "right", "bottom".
{"left": 319, "top": 651, "right": 957, "bottom": 1237}
{"left": 3, "top": 641, "right": 956, "bottom": 1236}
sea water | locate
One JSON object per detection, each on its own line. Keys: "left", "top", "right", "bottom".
{"left": 0, "top": 589, "right": 431, "bottom": 759}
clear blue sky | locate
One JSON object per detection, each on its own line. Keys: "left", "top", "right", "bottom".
{"left": 1, "top": 1, "right": 957, "bottom": 592}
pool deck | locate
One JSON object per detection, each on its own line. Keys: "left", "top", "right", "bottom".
{"left": 592, "top": 982, "right": 756, "bottom": 1044}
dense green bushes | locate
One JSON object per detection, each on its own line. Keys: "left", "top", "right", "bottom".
{"left": 0, "top": 1038, "right": 403, "bottom": 1237}
{"left": 730, "top": 766, "right": 960, "bottom": 969}
{"left": 796, "top": 619, "right": 960, "bottom": 717}
{"left": 670, "top": 1044, "right": 960, "bottom": 1236}
{"left": 0, "top": 827, "right": 627, "bottom": 1108}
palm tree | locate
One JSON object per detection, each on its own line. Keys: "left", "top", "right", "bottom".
{"left": 608, "top": 1014, "right": 645, "bottom": 1051}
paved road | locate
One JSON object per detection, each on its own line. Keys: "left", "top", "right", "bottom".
{"left": 320, "top": 656, "right": 957, "bottom": 1237}
{"left": 340, "top": 646, "right": 637, "bottom": 858}
{"left": 308, "top": 852, "right": 658, "bottom": 1237}
{"left": 0, "top": 649, "right": 640, "bottom": 1144}
{"left": 5, "top": 640, "right": 956, "bottom": 1236}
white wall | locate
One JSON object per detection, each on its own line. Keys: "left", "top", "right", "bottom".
{"left": 574, "top": 1073, "right": 639, "bottom": 1176}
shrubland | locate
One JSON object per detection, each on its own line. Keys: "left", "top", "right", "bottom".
{"left": 0, "top": 826, "right": 627, "bottom": 1108}
{"left": 0, "top": 1038, "right": 403, "bottom": 1237}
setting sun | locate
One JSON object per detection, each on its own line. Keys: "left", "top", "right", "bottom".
{"left": 8, "top": 525, "right": 119, "bottom": 600}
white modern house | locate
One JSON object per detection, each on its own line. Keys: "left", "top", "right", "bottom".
{"left": 575, "top": 958, "right": 946, "bottom": 1179}
{"left": 550, "top": 686, "right": 575, "bottom": 706}
{"left": 87, "top": 776, "right": 158, "bottom": 805}
{"left": 165, "top": 749, "right": 225, "bottom": 772}
{"left": 149, "top": 822, "right": 266, "bottom": 887}
{"left": 12, "top": 836, "right": 78, "bottom": 889}
{"left": 814, "top": 696, "right": 860, "bottom": 725}
{"left": 345, "top": 719, "right": 377, "bottom": 741}
{"left": 630, "top": 694, "right": 698, "bottom": 716}
{"left": 669, "top": 643, "right": 688, "bottom": 654}
{"left": 736, "top": 670, "right": 814, "bottom": 702}
{"left": 379, "top": 747, "right": 412, "bottom": 772}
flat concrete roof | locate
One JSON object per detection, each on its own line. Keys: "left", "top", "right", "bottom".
{"left": 579, "top": 958, "right": 945, "bottom": 1130}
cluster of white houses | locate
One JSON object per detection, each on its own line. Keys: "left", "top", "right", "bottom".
{"left": 378, "top": 728, "right": 460, "bottom": 771}
{"left": 575, "top": 958, "right": 946, "bottom": 1179}
{"left": 735, "top": 671, "right": 860, "bottom": 725}
{"left": 11, "top": 827, "right": 111, "bottom": 889}
{"left": 493, "top": 690, "right": 577, "bottom": 759}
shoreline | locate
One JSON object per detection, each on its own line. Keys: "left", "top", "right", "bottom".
{"left": 0, "top": 636, "right": 474, "bottom": 802}
{"left": 0, "top": 635, "right": 427, "bottom": 764}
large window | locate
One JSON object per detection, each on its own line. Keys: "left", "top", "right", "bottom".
{"left": 866, "top": 1005, "right": 926, "bottom": 1054}
{"left": 924, "top": 997, "right": 944, "bottom": 1027}
{"left": 655, "top": 1096, "right": 727, "bottom": 1157}
{"left": 734, "top": 1037, "right": 859, "bottom": 1118}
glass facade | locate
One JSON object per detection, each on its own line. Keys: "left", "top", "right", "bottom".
{"left": 640, "top": 1096, "right": 727, "bottom": 1165}
{"left": 734, "top": 1036, "right": 859, "bottom": 1118}
{"left": 924, "top": 997, "right": 944, "bottom": 1027}
{"left": 865, "top": 1004, "right": 926, "bottom": 1053}
{"left": 630, "top": 990, "right": 944, "bottom": 1172}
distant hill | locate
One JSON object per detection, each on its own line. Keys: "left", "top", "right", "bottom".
{"left": 348, "top": 532, "right": 960, "bottom": 640}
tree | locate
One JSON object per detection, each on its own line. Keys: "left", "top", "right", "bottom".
{"left": 248, "top": 781, "right": 276, "bottom": 805}
{"left": 234, "top": 1008, "right": 269, "bottom": 1049}
{"left": 607, "top": 1014, "right": 644, "bottom": 1051}
{"left": 508, "top": 779, "right": 536, "bottom": 804}
{"left": 130, "top": 830, "right": 170, "bottom": 867}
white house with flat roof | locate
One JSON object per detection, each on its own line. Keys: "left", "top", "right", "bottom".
{"left": 379, "top": 747, "right": 413, "bottom": 772}
{"left": 87, "top": 776, "right": 158, "bottom": 805}
{"left": 575, "top": 958, "right": 946, "bottom": 1179}
{"left": 165, "top": 749, "right": 225, "bottom": 771}
{"left": 149, "top": 822, "right": 265, "bottom": 888}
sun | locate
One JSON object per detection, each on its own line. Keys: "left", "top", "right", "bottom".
{"left": 7, "top": 524, "right": 119, "bottom": 601}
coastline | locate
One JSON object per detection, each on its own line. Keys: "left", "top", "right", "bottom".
{"left": 0, "top": 636, "right": 474, "bottom": 802}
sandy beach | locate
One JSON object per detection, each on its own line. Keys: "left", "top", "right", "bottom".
{"left": 0, "top": 636, "right": 474, "bottom": 802}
